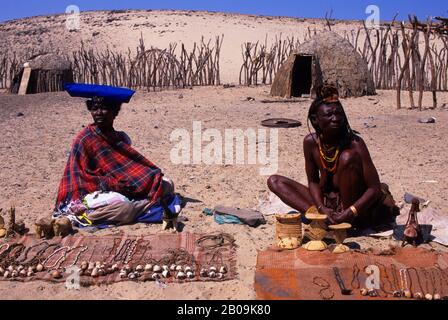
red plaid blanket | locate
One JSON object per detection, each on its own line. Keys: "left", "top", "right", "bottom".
{"left": 55, "top": 124, "right": 163, "bottom": 209}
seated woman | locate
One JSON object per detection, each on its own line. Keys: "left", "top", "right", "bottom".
{"left": 267, "top": 85, "right": 399, "bottom": 231}
{"left": 54, "top": 83, "right": 180, "bottom": 227}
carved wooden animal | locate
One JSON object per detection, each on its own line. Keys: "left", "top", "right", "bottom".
{"left": 34, "top": 217, "right": 55, "bottom": 239}
{"left": 53, "top": 217, "right": 73, "bottom": 237}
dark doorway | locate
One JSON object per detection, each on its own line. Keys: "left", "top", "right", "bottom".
{"left": 291, "top": 55, "right": 312, "bottom": 97}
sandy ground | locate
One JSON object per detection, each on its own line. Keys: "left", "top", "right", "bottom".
{"left": 0, "top": 84, "right": 447, "bottom": 300}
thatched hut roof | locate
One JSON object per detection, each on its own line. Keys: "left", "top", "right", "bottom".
{"left": 271, "top": 31, "right": 375, "bottom": 98}
{"left": 11, "top": 53, "right": 73, "bottom": 94}
{"left": 26, "top": 53, "right": 71, "bottom": 70}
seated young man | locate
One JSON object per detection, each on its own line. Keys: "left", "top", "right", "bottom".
{"left": 267, "top": 85, "right": 399, "bottom": 231}
{"left": 54, "top": 83, "right": 180, "bottom": 227}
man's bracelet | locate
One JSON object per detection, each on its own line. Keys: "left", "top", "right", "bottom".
{"left": 350, "top": 205, "right": 358, "bottom": 217}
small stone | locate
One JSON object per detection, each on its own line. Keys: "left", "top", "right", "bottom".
{"left": 135, "top": 265, "right": 144, "bottom": 272}
{"left": 162, "top": 270, "right": 170, "bottom": 278}
{"left": 144, "top": 264, "right": 153, "bottom": 272}
{"left": 151, "top": 273, "right": 160, "bottom": 280}
{"left": 51, "top": 270, "right": 62, "bottom": 279}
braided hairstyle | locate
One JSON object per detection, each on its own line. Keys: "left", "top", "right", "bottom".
{"left": 307, "top": 84, "right": 358, "bottom": 149}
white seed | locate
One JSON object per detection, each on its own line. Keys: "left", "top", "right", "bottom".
{"left": 135, "top": 265, "right": 144, "bottom": 272}
{"left": 36, "top": 264, "right": 44, "bottom": 272}
{"left": 27, "top": 266, "right": 34, "bottom": 273}
{"left": 27, "top": 271, "right": 34, "bottom": 277}
{"left": 175, "top": 265, "right": 183, "bottom": 271}
{"left": 219, "top": 266, "right": 227, "bottom": 274}
{"left": 98, "top": 268, "right": 105, "bottom": 276}
{"left": 200, "top": 268, "right": 208, "bottom": 277}
{"left": 17, "top": 265, "right": 24, "bottom": 271}
{"left": 88, "top": 262, "right": 95, "bottom": 270}
{"left": 208, "top": 271, "right": 216, "bottom": 278}
{"left": 414, "top": 292, "right": 423, "bottom": 300}
{"left": 153, "top": 265, "right": 162, "bottom": 273}
{"left": 152, "top": 273, "right": 160, "bottom": 280}
{"left": 145, "top": 264, "right": 153, "bottom": 271}
{"left": 3, "top": 271, "right": 10, "bottom": 278}
{"left": 184, "top": 266, "right": 192, "bottom": 272}
{"left": 425, "top": 293, "right": 433, "bottom": 300}
{"left": 434, "top": 294, "right": 441, "bottom": 300}
{"left": 91, "top": 267, "right": 99, "bottom": 277}
{"left": 162, "top": 265, "right": 169, "bottom": 271}
{"left": 128, "top": 273, "right": 136, "bottom": 279}
{"left": 95, "top": 261, "right": 101, "bottom": 268}
{"left": 162, "top": 270, "right": 170, "bottom": 278}
{"left": 209, "top": 266, "right": 217, "bottom": 272}
{"left": 186, "top": 271, "right": 194, "bottom": 279}
{"left": 112, "top": 264, "right": 119, "bottom": 271}
{"left": 176, "top": 271, "right": 186, "bottom": 279}
{"left": 19, "top": 269, "right": 27, "bottom": 277}
{"left": 216, "top": 272, "right": 224, "bottom": 279}
{"left": 119, "top": 271, "right": 127, "bottom": 278}
{"left": 169, "top": 264, "right": 176, "bottom": 271}
{"left": 7, "top": 265, "right": 14, "bottom": 272}
{"left": 12, "top": 270, "right": 19, "bottom": 278}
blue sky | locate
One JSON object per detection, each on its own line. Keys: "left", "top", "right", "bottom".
{"left": 0, "top": 0, "right": 446, "bottom": 23}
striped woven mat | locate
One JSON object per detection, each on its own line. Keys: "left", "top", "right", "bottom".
{"left": 0, "top": 232, "right": 237, "bottom": 286}
{"left": 255, "top": 246, "right": 448, "bottom": 300}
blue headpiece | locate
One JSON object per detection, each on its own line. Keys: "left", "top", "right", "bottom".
{"left": 63, "top": 83, "right": 135, "bottom": 105}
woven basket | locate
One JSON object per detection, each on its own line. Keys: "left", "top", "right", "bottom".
{"left": 275, "top": 213, "right": 302, "bottom": 249}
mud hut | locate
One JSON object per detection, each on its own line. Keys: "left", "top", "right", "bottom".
{"left": 11, "top": 53, "right": 73, "bottom": 94}
{"left": 270, "top": 31, "right": 375, "bottom": 98}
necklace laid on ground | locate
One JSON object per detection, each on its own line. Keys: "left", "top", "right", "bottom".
{"left": 313, "top": 276, "right": 334, "bottom": 300}
{"left": 376, "top": 262, "right": 394, "bottom": 295}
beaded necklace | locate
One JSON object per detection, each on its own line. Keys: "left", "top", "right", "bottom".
{"left": 407, "top": 267, "right": 425, "bottom": 294}
{"left": 123, "top": 239, "right": 139, "bottom": 265}
{"left": 313, "top": 276, "right": 334, "bottom": 300}
{"left": 113, "top": 239, "right": 132, "bottom": 262}
{"left": 376, "top": 262, "right": 394, "bottom": 295}
{"left": 318, "top": 140, "right": 340, "bottom": 173}
{"left": 351, "top": 263, "right": 360, "bottom": 290}
{"left": 399, "top": 268, "right": 410, "bottom": 293}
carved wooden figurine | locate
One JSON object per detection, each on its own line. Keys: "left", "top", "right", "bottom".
{"left": 402, "top": 198, "right": 423, "bottom": 247}
{"left": 34, "top": 217, "right": 55, "bottom": 239}
{"left": 53, "top": 217, "right": 73, "bottom": 237}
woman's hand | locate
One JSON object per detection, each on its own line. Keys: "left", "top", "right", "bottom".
{"left": 319, "top": 206, "right": 338, "bottom": 225}
{"left": 328, "top": 208, "right": 354, "bottom": 224}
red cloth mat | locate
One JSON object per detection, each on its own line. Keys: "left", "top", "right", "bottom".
{"left": 255, "top": 246, "right": 448, "bottom": 300}
{"left": 0, "top": 232, "right": 237, "bottom": 286}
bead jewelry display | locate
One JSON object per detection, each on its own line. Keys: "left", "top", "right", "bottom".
{"left": 0, "top": 239, "right": 232, "bottom": 282}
